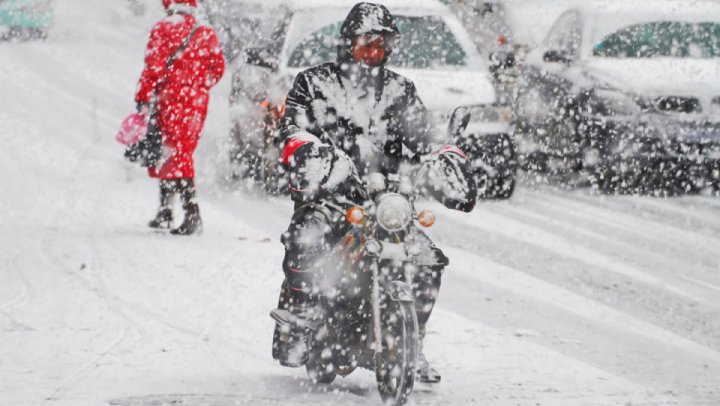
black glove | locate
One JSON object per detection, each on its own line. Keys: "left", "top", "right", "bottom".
{"left": 286, "top": 138, "right": 359, "bottom": 202}
{"left": 416, "top": 146, "right": 477, "bottom": 212}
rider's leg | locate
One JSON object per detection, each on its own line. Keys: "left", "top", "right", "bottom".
{"left": 411, "top": 230, "right": 449, "bottom": 383}
{"left": 281, "top": 206, "right": 336, "bottom": 306}
{"left": 273, "top": 205, "right": 335, "bottom": 366}
{"left": 413, "top": 264, "right": 444, "bottom": 383}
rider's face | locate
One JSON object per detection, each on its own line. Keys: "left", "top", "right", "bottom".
{"left": 351, "top": 34, "right": 387, "bottom": 67}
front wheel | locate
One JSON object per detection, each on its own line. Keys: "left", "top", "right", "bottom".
{"left": 376, "top": 300, "right": 418, "bottom": 406}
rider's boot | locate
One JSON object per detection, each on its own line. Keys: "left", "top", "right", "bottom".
{"left": 414, "top": 266, "right": 443, "bottom": 383}
{"left": 417, "top": 323, "right": 441, "bottom": 383}
{"left": 272, "top": 282, "right": 313, "bottom": 367}
{"left": 285, "top": 304, "right": 312, "bottom": 366}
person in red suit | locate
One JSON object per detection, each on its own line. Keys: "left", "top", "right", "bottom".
{"left": 135, "top": 0, "right": 225, "bottom": 235}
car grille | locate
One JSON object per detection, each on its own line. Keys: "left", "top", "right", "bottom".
{"left": 654, "top": 96, "right": 702, "bottom": 113}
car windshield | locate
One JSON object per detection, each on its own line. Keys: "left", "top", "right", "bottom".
{"left": 593, "top": 21, "right": 720, "bottom": 58}
{"left": 287, "top": 15, "right": 468, "bottom": 69}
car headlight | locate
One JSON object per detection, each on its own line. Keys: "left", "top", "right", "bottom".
{"left": 582, "top": 89, "right": 641, "bottom": 117}
{"left": 375, "top": 193, "right": 412, "bottom": 232}
{"left": 711, "top": 96, "right": 720, "bottom": 116}
{"left": 468, "top": 104, "right": 512, "bottom": 125}
{"left": 613, "top": 136, "right": 663, "bottom": 158}
{"left": 516, "top": 88, "right": 549, "bottom": 118}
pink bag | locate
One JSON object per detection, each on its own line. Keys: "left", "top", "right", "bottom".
{"left": 115, "top": 112, "right": 149, "bottom": 145}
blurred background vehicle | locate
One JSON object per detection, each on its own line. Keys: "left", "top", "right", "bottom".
{"left": 127, "top": 0, "right": 145, "bottom": 16}
{"left": 446, "top": 0, "right": 521, "bottom": 103}
{"left": 211, "top": 0, "right": 517, "bottom": 199}
{"left": 511, "top": 1, "right": 720, "bottom": 195}
{"left": 0, "top": 0, "right": 52, "bottom": 40}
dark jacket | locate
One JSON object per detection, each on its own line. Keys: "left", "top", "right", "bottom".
{"left": 279, "top": 2, "right": 476, "bottom": 212}
{"left": 279, "top": 2, "right": 433, "bottom": 177}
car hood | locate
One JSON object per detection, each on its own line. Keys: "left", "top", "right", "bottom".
{"left": 583, "top": 58, "right": 720, "bottom": 103}
{"left": 391, "top": 68, "right": 497, "bottom": 111}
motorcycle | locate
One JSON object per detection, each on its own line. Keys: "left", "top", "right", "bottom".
{"left": 270, "top": 170, "right": 440, "bottom": 405}
{"left": 269, "top": 108, "right": 472, "bottom": 405}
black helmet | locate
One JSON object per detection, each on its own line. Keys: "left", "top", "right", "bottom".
{"left": 337, "top": 2, "right": 400, "bottom": 64}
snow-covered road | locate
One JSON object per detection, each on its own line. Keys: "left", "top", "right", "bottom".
{"left": 1, "top": 1, "right": 718, "bottom": 405}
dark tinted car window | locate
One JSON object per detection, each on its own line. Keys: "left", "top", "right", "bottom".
{"left": 287, "top": 16, "right": 468, "bottom": 68}
{"left": 593, "top": 21, "right": 720, "bottom": 58}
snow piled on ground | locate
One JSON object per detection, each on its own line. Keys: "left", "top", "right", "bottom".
{"left": 1, "top": 1, "right": 719, "bottom": 405}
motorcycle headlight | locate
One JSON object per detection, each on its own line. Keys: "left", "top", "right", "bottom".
{"left": 375, "top": 193, "right": 412, "bottom": 232}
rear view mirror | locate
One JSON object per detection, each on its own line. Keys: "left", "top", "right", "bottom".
{"left": 448, "top": 106, "right": 471, "bottom": 141}
{"left": 244, "top": 47, "right": 278, "bottom": 70}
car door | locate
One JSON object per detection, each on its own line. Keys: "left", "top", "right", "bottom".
{"left": 514, "top": 10, "right": 583, "bottom": 170}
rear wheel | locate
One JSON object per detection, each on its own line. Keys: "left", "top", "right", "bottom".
{"left": 376, "top": 300, "right": 418, "bottom": 406}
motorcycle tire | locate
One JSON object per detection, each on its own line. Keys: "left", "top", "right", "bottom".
{"left": 375, "top": 300, "right": 418, "bottom": 406}
{"left": 305, "top": 335, "right": 337, "bottom": 384}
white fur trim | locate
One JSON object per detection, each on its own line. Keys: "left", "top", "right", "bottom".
{"left": 167, "top": 4, "right": 196, "bottom": 14}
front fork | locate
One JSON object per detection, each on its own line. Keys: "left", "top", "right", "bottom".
{"left": 371, "top": 261, "right": 383, "bottom": 358}
{"left": 371, "top": 261, "right": 416, "bottom": 361}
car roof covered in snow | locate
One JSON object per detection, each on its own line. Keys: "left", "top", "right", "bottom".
{"left": 571, "top": 1, "right": 720, "bottom": 43}
{"left": 229, "top": 0, "right": 449, "bottom": 13}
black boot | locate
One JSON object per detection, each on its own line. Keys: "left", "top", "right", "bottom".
{"left": 148, "top": 208, "right": 173, "bottom": 229}
{"left": 417, "top": 324, "right": 441, "bottom": 383}
{"left": 170, "top": 179, "right": 203, "bottom": 235}
{"left": 272, "top": 280, "right": 315, "bottom": 367}
{"left": 414, "top": 266, "right": 443, "bottom": 383}
{"left": 148, "top": 180, "right": 175, "bottom": 229}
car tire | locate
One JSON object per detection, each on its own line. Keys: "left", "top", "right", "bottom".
{"left": 462, "top": 133, "right": 517, "bottom": 199}
{"left": 476, "top": 171, "right": 516, "bottom": 199}
{"left": 520, "top": 151, "right": 549, "bottom": 173}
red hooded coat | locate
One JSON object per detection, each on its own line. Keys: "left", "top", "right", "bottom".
{"left": 135, "top": 11, "right": 225, "bottom": 179}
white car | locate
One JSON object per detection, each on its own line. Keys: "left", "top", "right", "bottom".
{"left": 222, "top": 0, "right": 516, "bottom": 198}
{"left": 512, "top": 1, "right": 720, "bottom": 194}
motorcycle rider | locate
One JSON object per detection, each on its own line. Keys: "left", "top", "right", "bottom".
{"left": 272, "top": 2, "right": 476, "bottom": 383}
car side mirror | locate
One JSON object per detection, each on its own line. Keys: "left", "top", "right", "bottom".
{"left": 244, "top": 47, "right": 278, "bottom": 70}
{"left": 489, "top": 50, "right": 516, "bottom": 71}
{"left": 448, "top": 106, "right": 471, "bottom": 141}
{"left": 543, "top": 49, "right": 573, "bottom": 65}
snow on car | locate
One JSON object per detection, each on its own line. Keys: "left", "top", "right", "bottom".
{"left": 0, "top": 0, "right": 52, "bottom": 40}
{"left": 2, "top": 1, "right": 720, "bottom": 405}
{"left": 221, "top": 0, "right": 517, "bottom": 198}
{"left": 512, "top": 0, "right": 720, "bottom": 195}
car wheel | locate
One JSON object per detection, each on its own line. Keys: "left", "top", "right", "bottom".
{"left": 520, "top": 151, "right": 549, "bottom": 173}
{"left": 476, "top": 171, "right": 515, "bottom": 200}
{"left": 589, "top": 166, "right": 619, "bottom": 194}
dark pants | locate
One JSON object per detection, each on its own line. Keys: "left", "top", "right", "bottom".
{"left": 279, "top": 203, "right": 447, "bottom": 331}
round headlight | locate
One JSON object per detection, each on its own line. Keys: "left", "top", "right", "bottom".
{"left": 375, "top": 193, "right": 412, "bottom": 232}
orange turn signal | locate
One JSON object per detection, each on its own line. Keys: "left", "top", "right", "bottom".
{"left": 418, "top": 210, "right": 435, "bottom": 227}
{"left": 347, "top": 207, "right": 365, "bottom": 225}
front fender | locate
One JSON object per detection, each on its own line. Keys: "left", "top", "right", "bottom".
{"left": 387, "top": 281, "right": 414, "bottom": 303}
